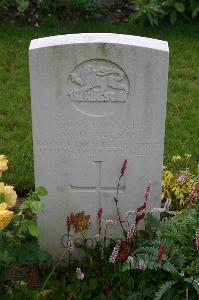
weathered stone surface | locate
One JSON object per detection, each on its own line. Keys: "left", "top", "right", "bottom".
{"left": 29, "top": 33, "right": 169, "bottom": 258}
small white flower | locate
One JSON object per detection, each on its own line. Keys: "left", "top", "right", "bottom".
{"left": 180, "top": 271, "right": 184, "bottom": 277}
{"left": 138, "top": 259, "right": 146, "bottom": 270}
{"left": 124, "top": 210, "right": 136, "bottom": 218}
{"left": 127, "top": 256, "right": 134, "bottom": 265}
{"left": 105, "top": 219, "right": 117, "bottom": 225}
{"left": 76, "top": 267, "right": 84, "bottom": 280}
{"left": 151, "top": 199, "right": 171, "bottom": 214}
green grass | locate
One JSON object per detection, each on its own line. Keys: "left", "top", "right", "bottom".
{"left": 0, "top": 22, "right": 198, "bottom": 195}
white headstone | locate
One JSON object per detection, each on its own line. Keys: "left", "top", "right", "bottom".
{"left": 29, "top": 33, "right": 169, "bottom": 258}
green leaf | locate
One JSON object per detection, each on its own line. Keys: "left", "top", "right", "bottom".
{"left": 170, "top": 11, "right": 177, "bottom": 25}
{"left": 184, "top": 277, "right": 199, "bottom": 295}
{"left": 154, "top": 281, "right": 176, "bottom": 300}
{"left": 18, "top": 220, "right": 29, "bottom": 234}
{"left": 20, "top": 199, "right": 31, "bottom": 210}
{"left": 192, "top": 5, "right": 199, "bottom": 18}
{"left": 147, "top": 12, "right": 155, "bottom": 27}
{"left": 174, "top": 2, "right": 185, "bottom": 13}
{"left": 38, "top": 250, "right": 51, "bottom": 263}
{"left": 27, "top": 221, "right": 39, "bottom": 237}
{"left": 36, "top": 186, "right": 48, "bottom": 196}
{"left": 138, "top": 229, "right": 150, "bottom": 239}
{"left": 16, "top": 0, "right": 29, "bottom": 13}
{"left": 0, "top": 249, "right": 13, "bottom": 264}
{"left": 30, "top": 201, "right": 44, "bottom": 213}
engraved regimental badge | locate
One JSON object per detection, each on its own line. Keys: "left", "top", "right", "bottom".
{"left": 67, "top": 59, "right": 129, "bottom": 117}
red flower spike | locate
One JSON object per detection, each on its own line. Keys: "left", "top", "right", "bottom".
{"left": 27, "top": 277, "right": 33, "bottom": 289}
{"left": 104, "top": 287, "right": 111, "bottom": 295}
{"left": 120, "top": 159, "right": 127, "bottom": 177}
{"left": 136, "top": 202, "right": 146, "bottom": 213}
{"left": 156, "top": 245, "right": 165, "bottom": 263}
{"left": 144, "top": 181, "right": 151, "bottom": 202}
{"left": 66, "top": 294, "right": 73, "bottom": 300}
{"left": 116, "top": 243, "right": 130, "bottom": 263}
{"left": 97, "top": 208, "right": 103, "bottom": 220}
{"left": 187, "top": 187, "right": 197, "bottom": 204}
{"left": 135, "top": 211, "right": 145, "bottom": 225}
{"left": 27, "top": 271, "right": 36, "bottom": 289}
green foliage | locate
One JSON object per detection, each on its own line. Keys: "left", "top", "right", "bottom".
{"left": 20, "top": 186, "right": 47, "bottom": 214}
{"left": 154, "top": 280, "right": 176, "bottom": 300}
{"left": 1, "top": 196, "right": 199, "bottom": 298}
{"left": 129, "top": 0, "right": 166, "bottom": 26}
{"left": 129, "top": 0, "right": 199, "bottom": 26}
{"left": 0, "top": 0, "right": 13, "bottom": 12}
{"left": 0, "top": 188, "right": 50, "bottom": 267}
{"left": 68, "top": 0, "right": 91, "bottom": 12}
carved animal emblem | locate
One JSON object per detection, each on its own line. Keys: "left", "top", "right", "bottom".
{"left": 70, "top": 65, "right": 128, "bottom": 93}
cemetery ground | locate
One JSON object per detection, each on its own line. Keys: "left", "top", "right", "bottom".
{"left": 0, "top": 22, "right": 199, "bottom": 299}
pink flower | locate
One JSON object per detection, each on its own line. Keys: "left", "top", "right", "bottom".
{"left": 127, "top": 224, "right": 136, "bottom": 240}
{"left": 187, "top": 187, "right": 197, "bottom": 204}
{"left": 76, "top": 268, "right": 84, "bottom": 280}
{"left": 105, "top": 219, "right": 117, "bottom": 225}
{"left": 120, "top": 159, "right": 127, "bottom": 177}
{"left": 178, "top": 175, "right": 186, "bottom": 185}
{"left": 109, "top": 241, "right": 122, "bottom": 263}
{"left": 196, "top": 229, "right": 199, "bottom": 250}
{"left": 97, "top": 208, "right": 103, "bottom": 220}
{"left": 67, "top": 235, "right": 74, "bottom": 252}
{"left": 144, "top": 181, "right": 151, "bottom": 202}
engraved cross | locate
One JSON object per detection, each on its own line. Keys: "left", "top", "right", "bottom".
{"left": 71, "top": 161, "right": 125, "bottom": 209}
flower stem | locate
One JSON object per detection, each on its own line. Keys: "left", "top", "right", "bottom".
{"left": 39, "top": 247, "right": 68, "bottom": 293}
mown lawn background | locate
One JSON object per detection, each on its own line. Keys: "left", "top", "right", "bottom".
{"left": 0, "top": 22, "right": 198, "bottom": 195}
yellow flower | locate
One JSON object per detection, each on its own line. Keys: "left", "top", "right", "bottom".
{"left": 197, "top": 164, "right": 199, "bottom": 173}
{"left": 0, "top": 182, "right": 17, "bottom": 208}
{"left": 0, "top": 155, "right": 8, "bottom": 177}
{"left": 0, "top": 202, "right": 8, "bottom": 210}
{"left": 0, "top": 182, "right": 4, "bottom": 194}
{"left": 171, "top": 155, "right": 181, "bottom": 162}
{"left": 0, "top": 202, "right": 13, "bottom": 230}
{"left": 3, "top": 185, "right": 17, "bottom": 208}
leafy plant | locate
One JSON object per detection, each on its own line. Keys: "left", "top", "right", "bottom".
{"left": 129, "top": 0, "right": 166, "bottom": 26}
{"left": 162, "top": 153, "right": 199, "bottom": 210}
{"left": 0, "top": 154, "right": 50, "bottom": 291}
{"left": 162, "top": 0, "right": 187, "bottom": 25}
{"left": 1, "top": 157, "right": 199, "bottom": 298}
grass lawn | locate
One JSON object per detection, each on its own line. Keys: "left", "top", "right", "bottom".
{"left": 0, "top": 22, "right": 198, "bottom": 195}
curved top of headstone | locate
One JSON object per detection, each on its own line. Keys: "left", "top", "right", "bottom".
{"left": 29, "top": 33, "right": 169, "bottom": 52}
